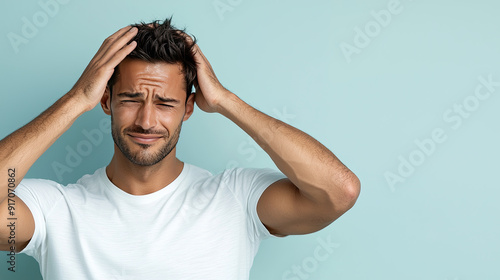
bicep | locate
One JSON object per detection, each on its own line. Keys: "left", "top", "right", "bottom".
{"left": 0, "top": 197, "right": 34, "bottom": 252}
{"left": 256, "top": 179, "right": 340, "bottom": 236}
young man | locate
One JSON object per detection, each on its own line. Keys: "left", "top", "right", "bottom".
{"left": 0, "top": 18, "right": 360, "bottom": 279}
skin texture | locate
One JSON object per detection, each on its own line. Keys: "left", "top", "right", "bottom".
{"left": 0, "top": 26, "right": 140, "bottom": 252}
{"left": 186, "top": 41, "right": 361, "bottom": 236}
{"left": 0, "top": 24, "right": 360, "bottom": 253}
{"left": 101, "top": 59, "right": 194, "bottom": 195}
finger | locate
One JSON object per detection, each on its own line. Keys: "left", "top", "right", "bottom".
{"left": 104, "top": 40, "right": 137, "bottom": 69}
{"left": 191, "top": 44, "right": 205, "bottom": 68}
{"left": 193, "top": 79, "right": 200, "bottom": 91}
{"left": 98, "top": 26, "right": 138, "bottom": 62}
{"left": 192, "top": 44, "right": 211, "bottom": 68}
{"left": 193, "top": 45, "right": 217, "bottom": 78}
{"left": 91, "top": 26, "right": 133, "bottom": 61}
{"left": 175, "top": 30, "right": 194, "bottom": 45}
{"left": 94, "top": 26, "right": 138, "bottom": 63}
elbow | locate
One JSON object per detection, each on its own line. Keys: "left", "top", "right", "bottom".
{"left": 316, "top": 173, "right": 360, "bottom": 227}
{"left": 329, "top": 172, "right": 361, "bottom": 213}
{"left": 343, "top": 173, "right": 361, "bottom": 210}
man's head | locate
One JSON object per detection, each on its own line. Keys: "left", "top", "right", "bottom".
{"left": 107, "top": 17, "right": 197, "bottom": 100}
{"left": 101, "top": 17, "right": 197, "bottom": 166}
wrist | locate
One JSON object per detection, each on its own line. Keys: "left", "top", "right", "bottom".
{"left": 64, "top": 89, "right": 95, "bottom": 114}
{"left": 216, "top": 90, "right": 240, "bottom": 115}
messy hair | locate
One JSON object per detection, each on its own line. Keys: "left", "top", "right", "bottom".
{"left": 107, "top": 17, "right": 197, "bottom": 101}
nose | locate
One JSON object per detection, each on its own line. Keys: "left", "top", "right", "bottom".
{"left": 135, "top": 103, "right": 157, "bottom": 130}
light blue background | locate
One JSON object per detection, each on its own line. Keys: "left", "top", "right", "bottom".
{"left": 1, "top": 0, "right": 499, "bottom": 279}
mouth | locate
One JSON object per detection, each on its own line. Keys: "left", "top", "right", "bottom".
{"left": 127, "top": 133, "right": 164, "bottom": 145}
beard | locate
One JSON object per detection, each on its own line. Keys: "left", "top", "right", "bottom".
{"left": 111, "top": 115, "right": 183, "bottom": 166}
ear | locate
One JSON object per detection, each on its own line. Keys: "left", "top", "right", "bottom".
{"left": 183, "top": 93, "right": 195, "bottom": 121}
{"left": 101, "top": 87, "right": 112, "bottom": 116}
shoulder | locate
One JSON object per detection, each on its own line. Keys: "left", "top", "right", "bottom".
{"left": 16, "top": 167, "right": 106, "bottom": 200}
{"left": 203, "top": 167, "right": 285, "bottom": 198}
{"left": 181, "top": 163, "right": 214, "bottom": 185}
{"left": 74, "top": 167, "right": 106, "bottom": 190}
{"left": 16, "top": 178, "right": 64, "bottom": 196}
{"left": 184, "top": 163, "right": 213, "bottom": 178}
{"left": 218, "top": 167, "right": 285, "bottom": 184}
{"left": 181, "top": 164, "right": 283, "bottom": 186}
{"left": 15, "top": 178, "right": 66, "bottom": 216}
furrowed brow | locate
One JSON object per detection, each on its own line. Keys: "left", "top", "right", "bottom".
{"left": 155, "top": 94, "right": 180, "bottom": 104}
{"left": 117, "top": 92, "right": 144, "bottom": 99}
{"left": 116, "top": 92, "right": 180, "bottom": 103}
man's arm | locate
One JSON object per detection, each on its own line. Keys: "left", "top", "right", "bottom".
{"left": 0, "top": 26, "right": 138, "bottom": 251}
{"left": 191, "top": 43, "right": 360, "bottom": 237}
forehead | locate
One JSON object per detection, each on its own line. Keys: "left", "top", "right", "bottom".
{"left": 115, "top": 59, "right": 185, "bottom": 96}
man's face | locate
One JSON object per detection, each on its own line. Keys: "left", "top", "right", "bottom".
{"left": 102, "top": 58, "right": 194, "bottom": 166}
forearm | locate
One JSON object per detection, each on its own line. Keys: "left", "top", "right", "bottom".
{"left": 0, "top": 91, "right": 87, "bottom": 203}
{"left": 218, "top": 92, "right": 360, "bottom": 208}
{"left": 0, "top": 25, "right": 138, "bottom": 204}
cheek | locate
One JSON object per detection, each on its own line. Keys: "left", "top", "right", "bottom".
{"left": 157, "top": 110, "right": 183, "bottom": 128}
{"left": 111, "top": 106, "right": 138, "bottom": 127}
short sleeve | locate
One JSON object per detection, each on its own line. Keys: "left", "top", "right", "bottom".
{"left": 222, "top": 168, "right": 286, "bottom": 241}
{"left": 14, "top": 179, "right": 63, "bottom": 259}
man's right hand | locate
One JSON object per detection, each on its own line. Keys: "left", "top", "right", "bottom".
{"left": 70, "top": 26, "right": 138, "bottom": 111}
{"left": 0, "top": 26, "right": 137, "bottom": 252}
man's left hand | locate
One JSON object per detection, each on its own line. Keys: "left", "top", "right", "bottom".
{"left": 184, "top": 35, "right": 233, "bottom": 113}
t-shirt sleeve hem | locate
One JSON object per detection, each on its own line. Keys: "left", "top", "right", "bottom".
{"left": 14, "top": 185, "right": 44, "bottom": 257}
{"left": 249, "top": 171, "right": 288, "bottom": 240}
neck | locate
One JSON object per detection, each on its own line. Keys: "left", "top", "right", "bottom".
{"left": 105, "top": 146, "right": 184, "bottom": 195}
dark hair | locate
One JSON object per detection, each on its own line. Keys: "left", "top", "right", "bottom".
{"left": 107, "top": 17, "right": 197, "bottom": 101}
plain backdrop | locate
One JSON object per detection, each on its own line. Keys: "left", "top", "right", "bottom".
{"left": 1, "top": 0, "right": 499, "bottom": 279}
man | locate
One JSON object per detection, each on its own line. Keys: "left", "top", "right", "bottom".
{"left": 0, "top": 18, "right": 360, "bottom": 279}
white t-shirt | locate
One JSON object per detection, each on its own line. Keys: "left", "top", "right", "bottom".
{"left": 15, "top": 163, "right": 286, "bottom": 280}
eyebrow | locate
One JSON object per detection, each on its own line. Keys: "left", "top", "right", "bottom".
{"left": 117, "top": 92, "right": 180, "bottom": 104}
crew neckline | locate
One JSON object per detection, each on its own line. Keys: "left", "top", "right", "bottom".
{"left": 99, "top": 163, "right": 190, "bottom": 203}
